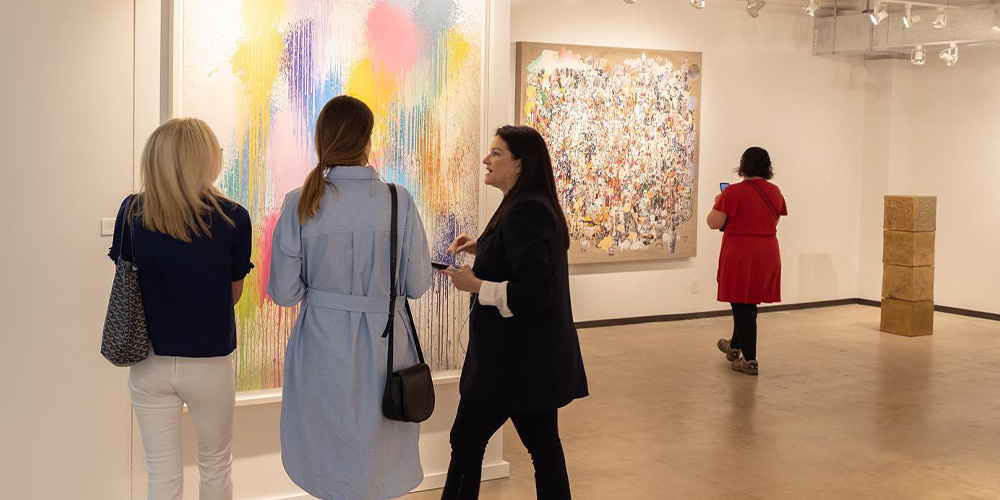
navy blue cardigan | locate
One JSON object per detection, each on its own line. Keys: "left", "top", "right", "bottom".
{"left": 108, "top": 195, "right": 253, "bottom": 357}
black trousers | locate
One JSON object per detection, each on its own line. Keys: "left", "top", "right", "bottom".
{"left": 441, "top": 399, "right": 571, "bottom": 500}
{"left": 729, "top": 303, "right": 759, "bottom": 361}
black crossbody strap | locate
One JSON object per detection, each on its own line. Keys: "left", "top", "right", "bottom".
{"left": 383, "top": 184, "right": 400, "bottom": 382}
{"left": 746, "top": 181, "right": 780, "bottom": 219}
{"left": 382, "top": 184, "right": 427, "bottom": 382}
{"left": 405, "top": 301, "right": 426, "bottom": 364}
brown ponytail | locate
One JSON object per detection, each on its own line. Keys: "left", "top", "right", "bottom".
{"left": 297, "top": 95, "right": 376, "bottom": 224}
{"left": 297, "top": 166, "right": 329, "bottom": 224}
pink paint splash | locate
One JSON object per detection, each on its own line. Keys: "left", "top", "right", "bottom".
{"left": 256, "top": 211, "right": 282, "bottom": 303}
{"left": 366, "top": 1, "right": 421, "bottom": 74}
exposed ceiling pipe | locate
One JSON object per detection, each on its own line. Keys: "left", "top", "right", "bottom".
{"left": 813, "top": 2, "right": 1000, "bottom": 57}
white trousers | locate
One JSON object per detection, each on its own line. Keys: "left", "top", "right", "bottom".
{"left": 129, "top": 352, "right": 235, "bottom": 500}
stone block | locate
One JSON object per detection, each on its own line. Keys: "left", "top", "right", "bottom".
{"left": 884, "top": 196, "right": 936, "bottom": 232}
{"left": 883, "top": 231, "right": 935, "bottom": 266}
{"left": 882, "top": 264, "right": 935, "bottom": 301}
{"left": 880, "top": 298, "right": 934, "bottom": 336}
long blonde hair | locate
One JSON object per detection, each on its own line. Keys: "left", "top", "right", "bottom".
{"left": 135, "top": 118, "right": 233, "bottom": 242}
{"left": 297, "top": 95, "right": 375, "bottom": 224}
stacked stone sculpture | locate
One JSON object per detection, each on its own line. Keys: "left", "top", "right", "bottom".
{"left": 880, "top": 196, "right": 937, "bottom": 336}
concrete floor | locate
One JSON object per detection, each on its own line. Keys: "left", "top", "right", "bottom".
{"left": 404, "top": 305, "right": 1000, "bottom": 500}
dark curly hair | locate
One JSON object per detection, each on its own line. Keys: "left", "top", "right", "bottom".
{"left": 737, "top": 147, "right": 773, "bottom": 179}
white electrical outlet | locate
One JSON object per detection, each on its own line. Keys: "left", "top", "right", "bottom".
{"left": 690, "top": 279, "right": 698, "bottom": 294}
{"left": 100, "top": 218, "right": 116, "bottom": 237}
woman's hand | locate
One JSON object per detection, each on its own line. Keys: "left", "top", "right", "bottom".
{"left": 440, "top": 265, "right": 483, "bottom": 294}
{"left": 447, "top": 234, "right": 477, "bottom": 255}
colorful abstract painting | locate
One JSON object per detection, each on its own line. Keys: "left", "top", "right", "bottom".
{"left": 516, "top": 42, "right": 701, "bottom": 264}
{"left": 181, "top": 0, "right": 483, "bottom": 391}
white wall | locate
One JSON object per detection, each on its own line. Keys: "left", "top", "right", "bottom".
{"left": 0, "top": 1, "right": 135, "bottom": 499}
{"left": 507, "top": 0, "right": 871, "bottom": 321}
{"left": 2, "top": 1, "right": 995, "bottom": 498}
{"left": 857, "top": 50, "right": 1000, "bottom": 314}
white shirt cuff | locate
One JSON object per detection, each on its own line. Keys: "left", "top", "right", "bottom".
{"left": 478, "top": 280, "right": 513, "bottom": 318}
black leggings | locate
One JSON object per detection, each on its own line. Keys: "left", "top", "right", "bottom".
{"left": 441, "top": 399, "right": 571, "bottom": 500}
{"left": 730, "top": 303, "right": 759, "bottom": 361}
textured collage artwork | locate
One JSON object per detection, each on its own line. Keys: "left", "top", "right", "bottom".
{"left": 182, "top": 0, "right": 483, "bottom": 391}
{"left": 516, "top": 43, "right": 701, "bottom": 264}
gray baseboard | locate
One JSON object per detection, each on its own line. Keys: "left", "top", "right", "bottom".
{"left": 853, "top": 299, "right": 1000, "bottom": 322}
{"left": 576, "top": 298, "right": 999, "bottom": 329}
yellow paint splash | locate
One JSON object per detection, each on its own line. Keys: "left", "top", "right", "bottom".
{"left": 524, "top": 86, "right": 538, "bottom": 116}
{"left": 445, "top": 30, "right": 471, "bottom": 74}
{"left": 231, "top": 0, "right": 286, "bottom": 210}
{"left": 347, "top": 58, "right": 401, "bottom": 146}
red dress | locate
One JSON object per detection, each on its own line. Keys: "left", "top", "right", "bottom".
{"left": 714, "top": 179, "right": 787, "bottom": 304}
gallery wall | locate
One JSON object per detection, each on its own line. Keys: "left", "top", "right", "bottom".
{"left": 507, "top": 0, "right": 871, "bottom": 321}
{"left": 0, "top": 0, "right": 135, "bottom": 499}
{"left": 857, "top": 51, "right": 1000, "bottom": 314}
{"left": 1, "top": 1, "right": 995, "bottom": 499}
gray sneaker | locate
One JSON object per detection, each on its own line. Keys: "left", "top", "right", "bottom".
{"left": 731, "top": 357, "right": 759, "bottom": 376}
{"left": 717, "top": 339, "right": 739, "bottom": 362}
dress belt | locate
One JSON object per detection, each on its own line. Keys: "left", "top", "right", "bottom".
{"left": 304, "top": 289, "right": 404, "bottom": 314}
{"left": 722, "top": 233, "right": 777, "bottom": 238}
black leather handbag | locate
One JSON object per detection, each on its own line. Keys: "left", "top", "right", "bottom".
{"left": 381, "top": 184, "right": 435, "bottom": 423}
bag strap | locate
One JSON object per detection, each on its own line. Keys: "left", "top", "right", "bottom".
{"left": 382, "top": 184, "right": 426, "bottom": 383}
{"left": 404, "top": 300, "right": 425, "bottom": 364}
{"left": 382, "top": 183, "right": 399, "bottom": 342}
{"left": 118, "top": 195, "right": 139, "bottom": 265}
{"left": 745, "top": 181, "right": 780, "bottom": 220}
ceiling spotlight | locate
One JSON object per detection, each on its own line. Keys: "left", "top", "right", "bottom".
{"left": 691, "top": 0, "right": 706, "bottom": 9}
{"left": 910, "top": 45, "right": 926, "bottom": 65}
{"left": 746, "top": 0, "right": 766, "bottom": 18}
{"left": 869, "top": 2, "right": 888, "bottom": 25}
{"left": 932, "top": 8, "right": 947, "bottom": 28}
{"left": 902, "top": 4, "right": 920, "bottom": 28}
{"left": 939, "top": 43, "right": 958, "bottom": 66}
{"left": 804, "top": 0, "right": 819, "bottom": 17}
{"left": 623, "top": 0, "right": 637, "bottom": 4}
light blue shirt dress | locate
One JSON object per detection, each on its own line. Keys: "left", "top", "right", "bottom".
{"left": 267, "top": 166, "right": 432, "bottom": 500}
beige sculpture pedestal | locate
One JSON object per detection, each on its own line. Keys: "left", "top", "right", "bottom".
{"left": 880, "top": 298, "right": 934, "bottom": 337}
{"left": 880, "top": 196, "right": 936, "bottom": 337}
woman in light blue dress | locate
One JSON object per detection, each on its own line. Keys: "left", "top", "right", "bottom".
{"left": 267, "top": 95, "right": 432, "bottom": 500}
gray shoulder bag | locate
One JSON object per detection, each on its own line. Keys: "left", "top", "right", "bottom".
{"left": 101, "top": 196, "right": 150, "bottom": 366}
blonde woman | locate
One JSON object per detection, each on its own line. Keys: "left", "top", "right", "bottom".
{"left": 268, "top": 95, "right": 432, "bottom": 500}
{"left": 108, "top": 118, "right": 253, "bottom": 500}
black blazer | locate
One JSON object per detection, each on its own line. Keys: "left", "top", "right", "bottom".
{"left": 460, "top": 192, "right": 589, "bottom": 414}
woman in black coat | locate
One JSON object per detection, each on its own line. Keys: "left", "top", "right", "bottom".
{"left": 439, "top": 125, "right": 588, "bottom": 500}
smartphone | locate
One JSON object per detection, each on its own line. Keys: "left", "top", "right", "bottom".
{"left": 431, "top": 261, "right": 457, "bottom": 270}
{"left": 720, "top": 182, "right": 730, "bottom": 192}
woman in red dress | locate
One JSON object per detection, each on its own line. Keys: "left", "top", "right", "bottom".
{"left": 706, "top": 147, "right": 787, "bottom": 375}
